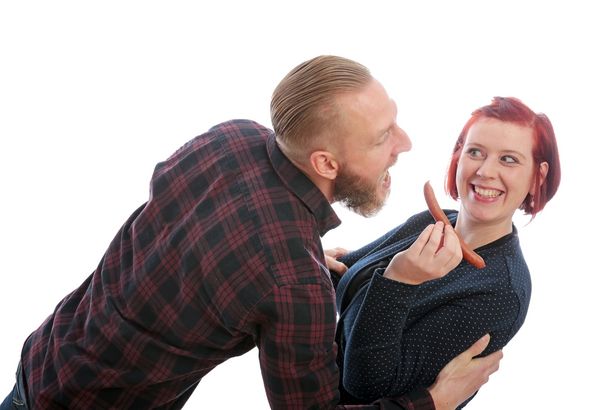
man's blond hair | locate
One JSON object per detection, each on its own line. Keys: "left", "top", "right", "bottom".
{"left": 270, "top": 55, "right": 372, "bottom": 154}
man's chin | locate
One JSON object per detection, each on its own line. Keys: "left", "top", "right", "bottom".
{"left": 345, "top": 196, "right": 386, "bottom": 218}
{"left": 333, "top": 172, "right": 387, "bottom": 217}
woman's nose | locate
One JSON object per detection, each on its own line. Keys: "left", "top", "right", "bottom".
{"left": 476, "top": 158, "right": 497, "bottom": 178}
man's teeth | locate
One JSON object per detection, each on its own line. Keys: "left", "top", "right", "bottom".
{"left": 474, "top": 186, "right": 501, "bottom": 198}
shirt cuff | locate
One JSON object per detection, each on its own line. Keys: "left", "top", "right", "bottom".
{"left": 372, "top": 267, "right": 424, "bottom": 290}
{"left": 401, "top": 388, "right": 435, "bottom": 410}
{"left": 369, "top": 388, "right": 435, "bottom": 410}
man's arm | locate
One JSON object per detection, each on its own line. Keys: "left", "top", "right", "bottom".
{"left": 254, "top": 281, "right": 340, "bottom": 409}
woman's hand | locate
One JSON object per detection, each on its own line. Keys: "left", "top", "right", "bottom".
{"left": 383, "top": 221, "right": 462, "bottom": 285}
{"left": 324, "top": 247, "right": 349, "bottom": 275}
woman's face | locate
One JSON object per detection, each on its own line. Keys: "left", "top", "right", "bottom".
{"left": 455, "top": 118, "right": 538, "bottom": 228}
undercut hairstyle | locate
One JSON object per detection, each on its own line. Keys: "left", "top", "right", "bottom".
{"left": 445, "top": 96, "right": 561, "bottom": 218}
{"left": 270, "top": 55, "right": 372, "bottom": 154}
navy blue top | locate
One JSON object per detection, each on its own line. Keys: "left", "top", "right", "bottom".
{"left": 335, "top": 210, "right": 531, "bottom": 407}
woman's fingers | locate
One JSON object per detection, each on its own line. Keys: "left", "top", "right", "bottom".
{"left": 438, "top": 225, "right": 463, "bottom": 270}
{"left": 413, "top": 222, "right": 461, "bottom": 275}
{"left": 384, "top": 222, "right": 462, "bottom": 285}
{"left": 422, "top": 221, "right": 445, "bottom": 256}
{"left": 410, "top": 223, "right": 436, "bottom": 256}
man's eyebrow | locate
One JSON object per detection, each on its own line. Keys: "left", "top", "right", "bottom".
{"left": 376, "top": 100, "right": 398, "bottom": 136}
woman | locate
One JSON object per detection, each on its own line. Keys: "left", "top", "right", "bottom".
{"left": 334, "top": 97, "right": 561, "bottom": 407}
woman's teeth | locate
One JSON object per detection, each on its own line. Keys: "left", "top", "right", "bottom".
{"left": 474, "top": 185, "right": 502, "bottom": 198}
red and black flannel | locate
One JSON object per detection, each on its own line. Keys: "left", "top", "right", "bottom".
{"left": 18, "top": 119, "right": 434, "bottom": 409}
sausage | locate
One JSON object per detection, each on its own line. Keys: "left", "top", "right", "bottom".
{"left": 423, "top": 181, "right": 486, "bottom": 269}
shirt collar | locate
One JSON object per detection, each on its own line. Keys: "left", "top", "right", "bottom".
{"left": 266, "top": 133, "right": 341, "bottom": 236}
{"left": 448, "top": 210, "right": 518, "bottom": 250}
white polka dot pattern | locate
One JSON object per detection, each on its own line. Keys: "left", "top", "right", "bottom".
{"left": 335, "top": 210, "right": 531, "bottom": 407}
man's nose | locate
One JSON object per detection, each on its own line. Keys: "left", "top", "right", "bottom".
{"left": 395, "top": 126, "right": 412, "bottom": 154}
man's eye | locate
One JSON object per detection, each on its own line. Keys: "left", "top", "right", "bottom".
{"left": 376, "top": 131, "right": 390, "bottom": 145}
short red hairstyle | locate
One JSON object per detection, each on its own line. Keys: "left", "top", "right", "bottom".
{"left": 445, "top": 97, "right": 561, "bottom": 218}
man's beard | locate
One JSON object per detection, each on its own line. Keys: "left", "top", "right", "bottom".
{"left": 333, "top": 167, "right": 387, "bottom": 217}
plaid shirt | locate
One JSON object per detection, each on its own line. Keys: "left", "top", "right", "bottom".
{"left": 19, "top": 120, "right": 434, "bottom": 410}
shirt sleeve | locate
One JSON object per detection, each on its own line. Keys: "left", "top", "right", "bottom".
{"left": 254, "top": 282, "right": 340, "bottom": 409}
{"left": 339, "top": 389, "right": 435, "bottom": 409}
{"left": 342, "top": 271, "right": 518, "bottom": 403}
{"left": 253, "top": 281, "right": 436, "bottom": 410}
{"left": 339, "top": 222, "right": 411, "bottom": 268}
{"left": 339, "top": 212, "right": 433, "bottom": 269}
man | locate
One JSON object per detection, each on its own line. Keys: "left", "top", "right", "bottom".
{"left": 1, "top": 55, "right": 501, "bottom": 409}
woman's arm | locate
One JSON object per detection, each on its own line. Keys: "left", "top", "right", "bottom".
{"left": 338, "top": 211, "right": 436, "bottom": 268}
{"left": 342, "top": 271, "right": 521, "bottom": 404}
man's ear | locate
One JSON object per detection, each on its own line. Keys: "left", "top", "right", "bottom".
{"left": 309, "top": 150, "right": 339, "bottom": 181}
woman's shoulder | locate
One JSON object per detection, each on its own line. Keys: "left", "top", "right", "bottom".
{"left": 477, "top": 234, "right": 531, "bottom": 297}
{"left": 401, "top": 209, "right": 457, "bottom": 228}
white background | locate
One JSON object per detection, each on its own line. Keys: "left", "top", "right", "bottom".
{"left": 1, "top": 1, "right": 613, "bottom": 408}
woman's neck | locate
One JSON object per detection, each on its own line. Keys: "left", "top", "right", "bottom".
{"left": 454, "top": 212, "right": 513, "bottom": 250}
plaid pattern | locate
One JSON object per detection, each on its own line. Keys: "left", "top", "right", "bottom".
{"left": 18, "top": 119, "right": 433, "bottom": 409}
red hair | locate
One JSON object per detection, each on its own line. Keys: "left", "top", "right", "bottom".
{"left": 445, "top": 97, "right": 561, "bottom": 218}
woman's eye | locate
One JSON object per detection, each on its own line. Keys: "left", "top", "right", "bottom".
{"left": 501, "top": 155, "right": 518, "bottom": 164}
{"left": 467, "top": 148, "right": 482, "bottom": 158}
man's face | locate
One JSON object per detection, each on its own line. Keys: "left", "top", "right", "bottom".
{"left": 332, "top": 80, "right": 412, "bottom": 216}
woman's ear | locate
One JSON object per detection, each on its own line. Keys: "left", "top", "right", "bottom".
{"left": 309, "top": 150, "right": 339, "bottom": 181}
{"left": 538, "top": 161, "right": 549, "bottom": 186}
{"left": 529, "top": 162, "right": 549, "bottom": 200}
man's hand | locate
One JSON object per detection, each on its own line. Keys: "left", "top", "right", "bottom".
{"left": 383, "top": 221, "right": 462, "bottom": 285}
{"left": 324, "top": 247, "right": 349, "bottom": 275}
{"left": 427, "top": 334, "right": 503, "bottom": 410}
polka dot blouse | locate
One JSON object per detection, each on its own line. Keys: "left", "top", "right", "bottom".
{"left": 335, "top": 210, "right": 531, "bottom": 407}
